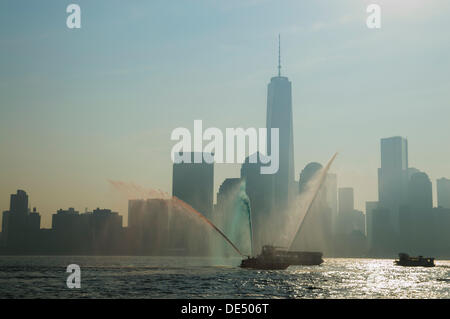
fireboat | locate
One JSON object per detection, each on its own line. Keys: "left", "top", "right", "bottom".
{"left": 240, "top": 245, "right": 324, "bottom": 270}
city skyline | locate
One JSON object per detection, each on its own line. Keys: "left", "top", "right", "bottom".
{"left": 1, "top": 1, "right": 450, "bottom": 229}
{"left": 3, "top": 130, "right": 449, "bottom": 257}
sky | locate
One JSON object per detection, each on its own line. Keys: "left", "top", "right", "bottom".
{"left": 1, "top": 0, "right": 449, "bottom": 228}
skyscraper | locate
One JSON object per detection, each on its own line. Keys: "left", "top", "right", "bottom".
{"left": 338, "top": 187, "right": 354, "bottom": 215}
{"left": 172, "top": 152, "right": 214, "bottom": 219}
{"left": 408, "top": 172, "right": 433, "bottom": 212}
{"left": 9, "top": 190, "right": 28, "bottom": 215}
{"left": 128, "top": 199, "right": 170, "bottom": 254}
{"left": 215, "top": 178, "right": 242, "bottom": 235}
{"left": 298, "top": 162, "right": 323, "bottom": 194}
{"left": 337, "top": 187, "right": 360, "bottom": 236}
{"left": 365, "top": 201, "right": 378, "bottom": 249}
{"left": 325, "top": 174, "right": 338, "bottom": 216}
{"left": 266, "top": 35, "right": 295, "bottom": 212}
{"left": 1, "top": 190, "right": 40, "bottom": 252}
{"left": 437, "top": 177, "right": 450, "bottom": 209}
{"left": 241, "top": 153, "right": 274, "bottom": 253}
{"left": 399, "top": 171, "right": 433, "bottom": 254}
{"left": 378, "top": 136, "right": 409, "bottom": 232}
{"left": 292, "top": 162, "right": 332, "bottom": 253}
{"left": 215, "top": 178, "right": 242, "bottom": 222}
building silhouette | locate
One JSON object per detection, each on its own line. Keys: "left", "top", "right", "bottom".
{"left": 51, "top": 208, "right": 91, "bottom": 254}
{"left": 241, "top": 153, "right": 274, "bottom": 253}
{"left": 399, "top": 171, "right": 433, "bottom": 255}
{"left": 337, "top": 188, "right": 365, "bottom": 236}
{"left": 50, "top": 207, "right": 122, "bottom": 254}
{"left": 0, "top": 191, "right": 124, "bottom": 255}
{"left": 292, "top": 162, "right": 332, "bottom": 253}
{"left": 325, "top": 173, "right": 338, "bottom": 235}
{"left": 216, "top": 178, "right": 242, "bottom": 214}
{"left": 431, "top": 206, "right": 450, "bottom": 254}
{"left": 338, "top": 187, "right": 354, "bottom": 215}
{"left": 1, "top": 190, "right": 41, "bottom": 252}
{"left": 437, "top": 177, "right": 450, "bottom": 209}
{"left": 378, "top": 136, "right": 409, "bottom": 233}
{"left": 214, "top": 178, "right": 242, "bottom": 230}
{"left": 266, "top": 36, "right": 295, "bottom": 213}
{"left": 128, "top": 199, "right": 170, "bottom": 255}
{"left": 172, "top": 152, "right": 214, "bottom": 219}
{"left": 365, "top": 201, "right": 378, "bottom": 251}
{"left": 408, "top": 172, "right": 433, "bottom": 211}
{"left": 370, "top": 206, "right": 396, "bottom": 256}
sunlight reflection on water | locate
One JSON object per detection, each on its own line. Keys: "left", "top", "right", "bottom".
{"left": 0, "top": 256, "right": 448, "bottom": 298}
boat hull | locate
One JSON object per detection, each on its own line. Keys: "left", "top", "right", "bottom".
{"left": 394, "top": 260, "right": 435, "bottom": 267}
{"left": 394, "top": 253, "right": 435, "bottom": 267}
{"left": 240, "top": 258, "right": 289, "bottom": 270}
{"left": 284, "top": 252, "right": 324, "bottom": 266}
{"left": 239, "top": 246, "right": 324, "bottom": 270}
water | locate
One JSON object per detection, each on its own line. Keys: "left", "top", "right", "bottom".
{"left": 0, "top": 256, "right": 448, "bottom": 298}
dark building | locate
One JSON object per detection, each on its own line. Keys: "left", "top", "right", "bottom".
{"left": 172, "top": 152, "right": 214, "bottom": 219}
{"left": 52, "top": 207, "right": 82, "bottom": 231}
{"left": 266, "top": 36, "right": 295, "bottom": 213}
{"left": 128, "top": 199, "right": 170, "bottom": 255}
{"left": 292, "top": 163, "right": 333, "bottom": 254}
{"left": 51, "top": 208, "right": 91, "bottom": 254}
{"left": 10, "top": 190, "right": 28, "bottom": 215}
{"left": 0, "top": 190, "right": 129, "bottom": 255}
{"left": 50, "top": 207, "right": 122, "bottom": 254}
{"left": 336, "top": 188, "right": 365, "bottom": 238}
{"left": 408, "top": 172, "right": 433, "bottom": 212}
{"left": 216, "top": 178, "right": 242, "bottom": 214}
{"left": 378, "top": 136, "right": 409, "bottom": 233}
{"left": 325, "top": 173, "right": 338, "bottom": 228}
{"left": 298, "top": 162, "right": 323, "bottom": 194}
{"left": 399, "top": 171, "right": 433, "bottom": 255}
{"left": 215, "top": 178, "right": 242, "bottom": 229}
{"left": 128, "top": 198, "right": 213, "bottom": 256}
{"left": 338, "top": 188, "right": 354, "bottom": 215}
{"left": 431, "top": 207, "right": 450, "bottom": 256}
{"left": 214, "top": 177, "right": 252, "bottom": 256}
{"left": 90, "top": 208, "right": 123, "bottom": 254}
{"left": 241, "top": 153, "right": 274, "bottom": 253}
{"left": 437, "top": 177, "right": 450, "bottom": 209}
{"left": 365, "top": 201, "right": 378, "bottom": 250}
{"left": 371, "top": 207, "right": 397, "bottom": 256}
{"left": 1, "top": 190, "right": 41, "bottom": 252}
{"left": 28, "top": 207, "right": 41, "bottom": 232}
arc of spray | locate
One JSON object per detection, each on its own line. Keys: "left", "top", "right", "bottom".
{"left": 171, "top": 196, "right": 245, "bottom": 257}
{"left": 245, "top": 198, "right": 253, "bottom": 257}
{"left": 108, "top": 180, "right": 245, "bottom": 257}
{"left": 288, "top": 152, "right": 338, "bottom": 250}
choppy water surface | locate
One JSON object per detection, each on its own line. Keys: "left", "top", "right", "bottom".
{"left": 0, "top": 256, "right": 448, "bottom": 298}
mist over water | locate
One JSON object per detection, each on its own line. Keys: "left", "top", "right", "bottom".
{"left": 250, "top": 153, "right": 337, "bottom": 253}
{"left": 287, "top": 153, "right": 338, "bottom": 250}
{"left": 108, "top": 180, "right": 171, "bottom": 200}
{"left": 108, "top": 153, "right": 337, "bottom": 259}
{"left": 211, "top": 180, "right": 253, "bottom": 257}
{"left": 109, "top": 180, "right": 246, "bottom": 257}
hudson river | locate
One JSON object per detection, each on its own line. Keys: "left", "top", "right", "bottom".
{"left": 0, "top": 256, "right": 448, "bottom": 298}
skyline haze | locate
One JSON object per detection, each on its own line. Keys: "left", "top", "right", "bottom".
{"left": 1, "top": 0, "right": 450, "bottom": 228}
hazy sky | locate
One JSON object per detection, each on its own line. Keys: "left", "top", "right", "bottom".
{"left": 1, "top": 0, "right": 449, "bottom": 228}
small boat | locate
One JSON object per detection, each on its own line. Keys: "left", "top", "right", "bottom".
{"left": 394, "top": 253, "right": 435, "bottom": 267}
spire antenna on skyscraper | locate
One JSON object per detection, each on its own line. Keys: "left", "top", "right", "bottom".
{"left": 278, "top": 34, "right": 281, "bottom": 77}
